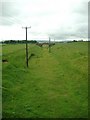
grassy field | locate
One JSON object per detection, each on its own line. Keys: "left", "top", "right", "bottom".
{"left": 2, "top": 42, "right": 88, "bottom": 118}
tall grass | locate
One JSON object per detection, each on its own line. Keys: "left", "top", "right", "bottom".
{"left": 2, "top": 42, "right": 88, "bottom": 118}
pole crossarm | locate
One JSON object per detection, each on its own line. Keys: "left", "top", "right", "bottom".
{"left": 22, "top": 26, "right": 31, "bottom": 29}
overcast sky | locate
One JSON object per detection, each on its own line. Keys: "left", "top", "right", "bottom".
{"left": 0, "top": 0, "right": 89, "bottom": 41}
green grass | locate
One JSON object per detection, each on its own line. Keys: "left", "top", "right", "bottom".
{"left": 0, "top": 44, "right": 2, "bottom": 118}
{"left": 2, "top": 42, "right": 88, "bottom": 118}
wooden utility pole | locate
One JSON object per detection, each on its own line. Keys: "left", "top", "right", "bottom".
{"left": 22, "top": 26, "right": 31, "bottom": 67}
{"left": 49, "top": 37, "right": 51, "bottom": 53}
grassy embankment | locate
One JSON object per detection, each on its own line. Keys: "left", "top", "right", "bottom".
{"left": 2, "top": 42, "right": 88, "bottom": 118}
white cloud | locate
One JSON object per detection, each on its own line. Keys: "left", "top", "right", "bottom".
{"left": 0, "top": 0, "right": 88, "bottom": 41}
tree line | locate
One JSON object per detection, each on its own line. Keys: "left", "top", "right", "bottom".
{"left": 1, "top": 40, "right": 37, "bottom": 44}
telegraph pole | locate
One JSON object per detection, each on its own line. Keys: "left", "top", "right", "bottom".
{"left": 49, "top": 37, "right": 51, "bottom": 53}
{"left": 22, "top": 26, "right": 31, "bottom": 67}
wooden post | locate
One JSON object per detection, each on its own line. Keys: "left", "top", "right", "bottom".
{"left": 26, "top": 27, "right": 28, "bottom": 67}
{"left": 22, "top": 26, "right": 31, "bottom": 67}
{"left": 49, "top": 37, "right": 51, "bottom": 53}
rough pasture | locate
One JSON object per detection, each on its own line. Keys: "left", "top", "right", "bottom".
{"left": 2, "top": 42, "right": 88, "bottom": 118}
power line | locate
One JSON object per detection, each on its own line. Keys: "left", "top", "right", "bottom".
{"left": 22, "top": 26, "right": 31, "bottom": 67}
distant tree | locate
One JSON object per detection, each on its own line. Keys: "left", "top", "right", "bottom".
{"left": 73, "top": 40, "right": 77, "bottom": 42}
{"left": 79, "top": 40, "right": 83, "bottom": 42}
{"left": 2, "top": 40, "right": 37, "bottom": 44}
{"left": 4, "top": 40, "right": 10, "bottom": 44}
{"left": 28, "top": 40, "right": 37, "bottom": 43}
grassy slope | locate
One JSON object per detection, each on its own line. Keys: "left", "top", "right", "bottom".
{"left": 0, "top": 44, "right": 2, "bottom": 117}
{"left": 2, "top": 42, "right": 88, "bottom": 118}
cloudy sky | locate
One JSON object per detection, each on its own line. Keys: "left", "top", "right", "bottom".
{"left": 0, "top": 0, "right": 89, "bottom": 41}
